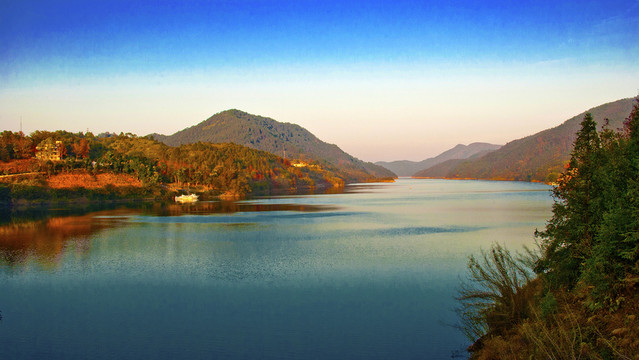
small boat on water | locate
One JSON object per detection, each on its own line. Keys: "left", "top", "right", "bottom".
{"left": 175, "top": 193, "right": 199, "bottom": 203}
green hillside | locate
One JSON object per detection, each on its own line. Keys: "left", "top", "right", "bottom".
{"left": 150, "top": 109, "right": 395, "bottom": 181}
{"left": 414, "top": 98, "right": 635, "bottom": 182}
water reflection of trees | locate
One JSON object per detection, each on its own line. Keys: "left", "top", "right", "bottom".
{"left": 0, "top": 209, "right": 134, "bottom": 268}
{"left": 149, "top": 201, "right": 336, "bottom": 217}
{"left": 0, "top": 201, "right": 336, "bottom": 268}
{"left": 0, "top": 202, "right": 150, "bottom": 227}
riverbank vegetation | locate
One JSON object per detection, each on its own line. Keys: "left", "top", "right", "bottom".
{"left": 459, "top": 99, "right": 639, "bottom": 359}
{"left": 0, "top": 131, "right": 361, "bottom": 206}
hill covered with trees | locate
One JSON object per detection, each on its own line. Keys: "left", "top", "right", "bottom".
{"left": 150, "top": 109, "right": 395, "bottom": 180}
{"left": 1, "top": 130, "right": 359, "bottom": 204}
{"left": 459, "top": 99, "right": 639, "bottom": 358}
{"left": 414, "top": 98, "right": 635, "bottom": 182}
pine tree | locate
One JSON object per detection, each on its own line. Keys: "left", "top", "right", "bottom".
{"left": 535, "top": 113, "right": 603, "bottom": 288}
{"left": 582, "top": 100, "right": 639, "bottom": 300}
{"left": 536, "top": 100, "right": 639, "bottom": 299}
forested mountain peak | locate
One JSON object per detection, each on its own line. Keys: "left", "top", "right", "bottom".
{"left": 150, "top": 110, "right": 395, "bottom": 180}
{"left": 203, "top": 109, "right": 297, "bottom": 128}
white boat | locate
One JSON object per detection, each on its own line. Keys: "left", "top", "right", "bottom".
{"left": 175, "top": 193, "right": 199, "bottom": 203}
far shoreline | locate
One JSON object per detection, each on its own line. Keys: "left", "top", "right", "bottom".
{"left": 410, "top": 176, "right": 553, "bottom": 185}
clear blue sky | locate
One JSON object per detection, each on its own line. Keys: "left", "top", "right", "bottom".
{"left": 1, "top": 0, "right": 638, "bottom": 161}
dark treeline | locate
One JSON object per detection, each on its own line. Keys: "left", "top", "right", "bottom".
{"left": 459, "top": 99, "right": 639, "bottom": 359}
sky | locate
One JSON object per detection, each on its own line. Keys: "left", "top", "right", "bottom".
{"left": 1, "top": 0, "right": 638, "bottom": 162}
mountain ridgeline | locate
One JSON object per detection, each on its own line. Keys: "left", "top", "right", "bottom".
{"left": 151, "top": 110, "right": 395, "bottom": 181}
{"left": 376, "top": 143, "right": 501, "bottom": 177}
{"left": 413, "top": 98, "right": 636, "bottom": 182}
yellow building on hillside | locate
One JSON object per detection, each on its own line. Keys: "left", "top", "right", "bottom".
{"left": 35, "top": 138, "right": 63, "bottom": 161}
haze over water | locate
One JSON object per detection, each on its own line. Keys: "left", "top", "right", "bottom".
{"left": 0, "top": 179, "right": 552, "bottom": 359}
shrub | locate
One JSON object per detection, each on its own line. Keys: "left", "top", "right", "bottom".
{"left": 539, "top": 291, "right": 559, "bottom": 319}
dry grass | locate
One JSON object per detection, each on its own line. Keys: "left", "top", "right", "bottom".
{"left": 0, "top": 159, "right": 37, "bottom": 174}
{"left": 47, "top": 172, "right": 143, "bottom": 189}
{"left": 473, "top": 285, "right": 639, "bottom": 360}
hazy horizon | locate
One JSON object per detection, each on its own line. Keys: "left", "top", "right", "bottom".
{"left": 1, "top": 0, "right": 638, "bottom": 162}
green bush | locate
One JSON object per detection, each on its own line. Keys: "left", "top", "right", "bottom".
{"left": 539, "top": 291, "right": 558, "bottom": 318}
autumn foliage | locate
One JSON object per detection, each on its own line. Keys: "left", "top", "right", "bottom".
{"left": 1, "top": 129, "right": 351, "bottom": 202}
{"left": 47, "top": 172, "right": 142, "bottom": 189}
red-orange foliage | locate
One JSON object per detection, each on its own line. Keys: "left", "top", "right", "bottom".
{"left": 57, "top": 142, "right": 67, "bottom": 158}
{"left": 0, "top": 159, "right": 37, "bottom": 174}
{"left": 47, "top": 172, "right": 143, "bottom": 189}
{"left": 72, "top": 139, "right": 90, "bottom": 159}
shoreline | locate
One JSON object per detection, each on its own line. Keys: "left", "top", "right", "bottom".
{"left": 0, "top": 180, "right": 354, "bottom": 210}
{"left": 410, "top": 176, "right": 552, "bottom": 185}
{"left": 0, "top": 176, "right": 561, "bottom": 211}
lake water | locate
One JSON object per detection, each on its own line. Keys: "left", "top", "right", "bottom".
{"left": 0, "top": 179, "right": 552, "bottom": 359}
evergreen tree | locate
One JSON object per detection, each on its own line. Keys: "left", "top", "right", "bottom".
{"left": 582, "top": 101, "right": 639, "bottom": 300}
{"left": 535, "top": 113, "right": 603, "bottom": 288}
{"left": 536, "top": 100, "right": 639, "bottom": 300}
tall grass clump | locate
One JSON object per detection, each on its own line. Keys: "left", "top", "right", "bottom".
{"left": 456, "top": 243, "right": 538, "bottom": 344}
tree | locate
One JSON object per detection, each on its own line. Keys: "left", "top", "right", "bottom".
{"left": 57, "top": 141, "right": 67, "bottom": 159}
{"left": 72, "top": 139, "right": 90, "bottom": 159}
{"left": 0, "top": 131, "right": 33, "bottom": 160}
{"left": 581, "top": 100, "right": 639, "bottom": 301}
{"left": 535, "top": 113, "right": 603, "bottom": 288}
{"left": 536, "top": 99, "right": 639, "bottom": 300}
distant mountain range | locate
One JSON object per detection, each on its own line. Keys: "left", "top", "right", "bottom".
{"left": 150, "top": 109, "right": 395, "bottom": 181}
{"left": 376, "top": 143, "right": 501, "bottom": 176}
{"left": 413, "top": 98, "right": 636, "bottom": 182}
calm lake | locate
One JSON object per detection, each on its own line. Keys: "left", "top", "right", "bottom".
{"left": 0, "top": 179, "right": 552, "bottom": 359}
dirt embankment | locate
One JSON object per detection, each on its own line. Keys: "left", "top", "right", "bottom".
{"left": 0, "top": 159, "right": 37, "bottom": 174}
{"left": 47, "top": 172, "right": 143, "bottom": 189}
